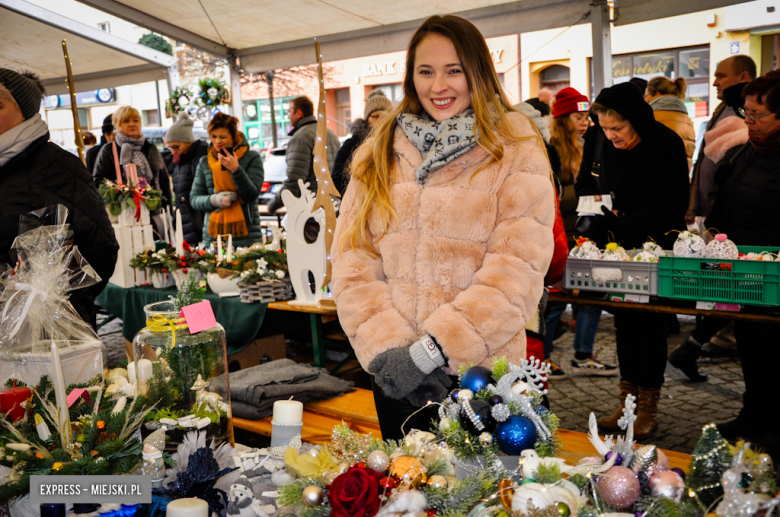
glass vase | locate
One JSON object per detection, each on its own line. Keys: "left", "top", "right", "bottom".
{"left": 132, "top": 300, "right": 233, "bottom": 450}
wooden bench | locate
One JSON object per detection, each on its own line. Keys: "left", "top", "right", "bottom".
{"left": 231, "top": 387, "right": 690, "bottom": 470}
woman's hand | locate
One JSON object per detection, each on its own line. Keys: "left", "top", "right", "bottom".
{"left": 218, "top": 148, "right": 239, "bottom": 173}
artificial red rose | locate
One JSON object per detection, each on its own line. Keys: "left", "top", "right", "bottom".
{"left": 327, "top": 465, "right": 383, "bottom": 517}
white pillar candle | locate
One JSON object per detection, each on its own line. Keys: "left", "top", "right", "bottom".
{"left": 272, "top": 399, "right": 303, "bottom": 425}
{"left": 166, "top": 498, "right": 208, "bottom": 517}
{"left": 50, "top": 342, "right": 72, "bottom": 448}
{"left": 175, "top": 209, "right": 185, "bottom": 256}
{"left": 162, "top": 211, "right": 169, "bottom": 243}
{"left": 167, "top": 207, "right": 176, "bottom": 244}
{"left": 227, "top": 234, "right": 233, "bottom": 262}
{"left": 127, "top": 361, "right": 137, "bottom": 385}
{"left": 217, "top": 235, "right": 223, "bottom": 263}
{"left": 137, "top": 358, "right": 153, "bottom": 396}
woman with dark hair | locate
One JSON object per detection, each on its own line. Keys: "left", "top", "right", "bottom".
{"left": 576, "top": 82, "right": 689, "bottom": 439}
{"left": 190, "top": 113, "right": 264, "bottom": 247}
{"left": 331, "top": 15, "right": 556, "bottom": 439}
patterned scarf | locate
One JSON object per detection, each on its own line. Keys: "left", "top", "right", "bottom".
{"left": 750, "top": 127, "right": 780, "bottom": 155}
{"left": 396, "top": 109, "right": 478, "bottom": 184}
{"left": 207, "top": 136, "right": 249, "bottom": 238}
{"left": 115, "top": 132, "right": 157, "bottom": 182}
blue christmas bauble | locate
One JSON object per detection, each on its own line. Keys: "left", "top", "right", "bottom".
{"left": 461, "top": 366, "right": 493, "bottom": 393}
{"left": 489, "top": 394, "right": 503, "bottom": 406}
{"left": 495, "top": 415, "right": 536, "bottom": 455}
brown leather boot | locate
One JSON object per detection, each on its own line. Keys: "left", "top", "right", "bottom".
{"left": 598, "top": 380, "right": 637, "bottom": 431}
{"left": 634, "top": 387, "right": 661, "bottom": 441}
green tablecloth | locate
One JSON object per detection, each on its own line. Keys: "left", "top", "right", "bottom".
{"left": 96, "top": 284, "right": 267, "bottom": 355}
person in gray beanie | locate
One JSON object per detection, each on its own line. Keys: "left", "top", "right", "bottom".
{"left": 0, "top": 68, "right": 118, "bottom": 329}
{"left": 164, "top": 113, "right": 208, "bottom": 244}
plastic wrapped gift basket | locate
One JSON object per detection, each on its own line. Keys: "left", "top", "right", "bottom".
{"left": 0, "top": 205, "right": 104, "bottom": 387}
{"left": 132, "top": 298, "right": 233, "bottom": 450}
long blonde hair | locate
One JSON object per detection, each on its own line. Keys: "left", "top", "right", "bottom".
{"left": 342, "top": 15, "right": 530, "bottom": 256}
{"left": 550, "top": 116, "right": 582, "bottom": 185}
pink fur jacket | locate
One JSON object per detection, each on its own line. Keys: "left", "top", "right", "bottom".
{"left": 331, "top": 112, "right": 556, "bottom": 374}
{"left": 703, "top": 115, "right": 748, "bottom": 164}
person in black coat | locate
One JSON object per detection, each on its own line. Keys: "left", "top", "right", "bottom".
{"left": 575, "top": 82, "right": 689, "bottom": 440}
{"left": 85, "top": 114, "right": 114, "bottom": 175}
{"left": 0, "top": 69, "right": 118, "bottom": 329}
{"left": 705, "top": 72, "right": 780, "bottom": 459}
{"left": 163, "top": 113, "right": 208, "bottom": 245}
{"left": 331, "top": 89, "right": 393, "bottom": 194}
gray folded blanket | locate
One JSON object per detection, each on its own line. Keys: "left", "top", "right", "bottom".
{"left": 211, "top": 358, "right": 354, "bottom": 420}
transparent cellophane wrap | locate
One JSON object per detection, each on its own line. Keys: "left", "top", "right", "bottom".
{"left": 0, "top": 206, "right": 104, "bottom": 387}
{"left": 132, "top": 300, "right": 233, "bottom": 449}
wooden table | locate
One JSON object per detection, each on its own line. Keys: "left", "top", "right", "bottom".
{"left": 548, "top": 291, "right": 780, "bottom": 323}
{"left": 266, "top": 300, "right": 354, "bottom": 372}
{"left": 233, "top": 387, "right": 690, "bottom": 471}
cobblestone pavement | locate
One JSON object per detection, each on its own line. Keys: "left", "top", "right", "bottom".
{"left": 546, "top": 310, "right": 745, "bottom": 454}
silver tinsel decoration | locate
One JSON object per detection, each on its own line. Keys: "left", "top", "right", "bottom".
{"left": 716, "top": 444, "right": 780, "bottom": 517}
{"left": 491, "top": 403, "right": 510, "bottom": 422}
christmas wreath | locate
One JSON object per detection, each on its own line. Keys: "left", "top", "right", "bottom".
{"left": 165, "top": 86, "right": 194, "bottom": 118}
{"left": 198, "top": 78, "right": 230, "bottom": 107}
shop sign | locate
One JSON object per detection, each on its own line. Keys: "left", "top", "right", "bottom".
{"left": 42, "top": 89, "right": 115, "bottom": 109}
{"left": 360, "top": 48, "right": 505, "bottom": 77}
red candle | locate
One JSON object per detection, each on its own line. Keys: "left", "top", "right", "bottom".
{"left": 0, "top": 386, "right": 31, "bottom": 422}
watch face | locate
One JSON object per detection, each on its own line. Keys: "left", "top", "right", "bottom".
{"left": 96, "top": 89, "right": 113, "bottom": 102}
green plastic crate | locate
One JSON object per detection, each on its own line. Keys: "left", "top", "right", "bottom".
{"left": 658, "top": 246, "right": 780, "bottom": 306}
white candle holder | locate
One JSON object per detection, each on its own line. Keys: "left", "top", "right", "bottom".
{"left": 270, "top": 421, "right": 303, "bottom": 448}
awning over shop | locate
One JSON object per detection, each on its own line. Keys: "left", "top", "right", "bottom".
{"left": 0, "top": 0, "right": 176, "bottom": 96}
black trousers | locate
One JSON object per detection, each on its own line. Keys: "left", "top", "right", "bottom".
{"left": 734, "top": 320, "right": 780, "bottom": 432}
{"left": 613, "top": 311, "right": 668, "bottom": 389}
{"left": 372, "top": 376, "right": 456, "bottom": 441}
{"left": 692, "top": 316, "right": 728, "bottom": 345}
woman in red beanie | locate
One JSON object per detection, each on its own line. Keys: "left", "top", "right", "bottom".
{"left": 544, "top": 87, "right": 618, "bottom": 380}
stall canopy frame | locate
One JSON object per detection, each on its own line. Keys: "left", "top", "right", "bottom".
{"left": 0, "top": 0, "right": 177, "bottom": 96}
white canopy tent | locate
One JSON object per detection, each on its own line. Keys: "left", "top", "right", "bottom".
{"left": 0, "top": 0, "right": 176, "bottom": 96}
{"left": 73, "top": 0, "right": 752, "bottom": 117}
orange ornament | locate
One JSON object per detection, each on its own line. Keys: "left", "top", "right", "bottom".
{"left": 96, "top": 421, "right": 106, "bottom": 430}
{"left": 498, "top": 479, "right": 515, "bottom": 511}
{"left": 35, "top": 452, "right": 44, "bottom": 459}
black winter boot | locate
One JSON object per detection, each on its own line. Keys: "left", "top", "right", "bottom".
{"left": 669, "top": 339, "right": 708, "bottom": 382}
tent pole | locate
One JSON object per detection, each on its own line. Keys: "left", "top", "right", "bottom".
{"left": 590, "top": 0, "right": 612, "bottom": 98}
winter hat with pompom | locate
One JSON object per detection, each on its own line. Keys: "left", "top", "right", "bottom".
{"left": 164, "top": 113, "right": 195, "bottom": 143}
{"left": 364, "top": 89, "right": 393, "bottom": 119}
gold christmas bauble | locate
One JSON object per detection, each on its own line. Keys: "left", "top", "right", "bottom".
{"left": 428, "top": 475, "right": 447, "bottom": 488}
{"left": 52, "top": 462, "right": 65, "bottom": 471}
{"left": 389, "top": 456, "right": 427, "bottom": 486}
{"left": 302, "top": 485, "right": 324, "bottom": 507}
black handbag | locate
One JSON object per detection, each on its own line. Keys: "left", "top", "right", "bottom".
{"left": 574, "top": 132, "right": 610, "bottom": 239}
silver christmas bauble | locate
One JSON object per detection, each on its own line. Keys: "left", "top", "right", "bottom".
{"left": 479, "top": 432, "right": 494, "bottom": 446}
{"left": 302, "top": 485, "right": 324, "bottom": 507}
{"left": 367, "top": 450, "right": 390, "bottom": 473}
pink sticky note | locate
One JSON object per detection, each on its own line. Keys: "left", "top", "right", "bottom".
{"left": 67, "top": 388, "right": 89, "bottom": 408}
{"left": 181, "top": 300, "right": 218, "bottom": 334}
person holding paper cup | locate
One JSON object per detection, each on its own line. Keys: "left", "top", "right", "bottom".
{"left": 575, "top": 83, "right": 689, "bottom": 440}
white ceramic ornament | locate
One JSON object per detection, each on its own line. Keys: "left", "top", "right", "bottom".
{"left": 602, "top": 244, "right": 630, "bottom": 261}
{"left": 707, "top": 234, "right": 739, "bottom": 259}
{"left": 673, "top": 231, "right": 707, "bottom": 257}
{"left": 633, "top": 252, "right": 659, "bottom": 263}
{"left": 511, "top": 482, "right": 555, "bottom": 512}
{"left": 570, "top": 240, "right": 602, "bottom": 259}
{"left": 403, "top": 430, "right": 436, "bottom": 455}
{"left": 111, "top": 396, "right": 127, "bottom": 415}
{"left": 642, "top": 241, "right": 666, "bottom": 257}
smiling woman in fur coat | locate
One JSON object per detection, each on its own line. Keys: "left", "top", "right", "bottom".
{"left": 331, "top": 15, "right": 556, "bottom": 439}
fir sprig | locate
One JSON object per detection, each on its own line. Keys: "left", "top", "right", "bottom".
{"left": 423, "top": 471, "right": 495, "bottom": 516}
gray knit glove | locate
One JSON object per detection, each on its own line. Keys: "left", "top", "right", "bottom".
{"left": 406, "top": 368, "right": 453, "bottom": 407}
{"left": 368, "top": 335, "right": 446, "bottom": 400}
{"left": 209, "top": 191, "right": 237, "bottom": 208}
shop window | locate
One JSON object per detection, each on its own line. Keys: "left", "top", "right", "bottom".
{"left": 373, "top": 84, "right": 403, "bottom": 103}
{"left": 539, "top": 65, "right": 570, "bottom": 95}
{"left": 335, "top": 88, "right": 351, "bottom": 137}
{"left": 143, "top": 109, "right": 160, "bottom": 127}
{"left": 599, "top": 46, "right": 710, "bottom": 116}
{"left": 242, "top": 96, "right": 294, "bottom": 151}
{"left": 77, "top": 108, "right": 88, "bottom": 129}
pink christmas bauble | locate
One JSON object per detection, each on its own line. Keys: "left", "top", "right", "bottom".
{"left": 649, "top": 470, "right": 685, "bottom": 501}
{"left": 596, "top": 466, "right": 640, "bottom": 509}
{"left": 656, "top": 449, "right": 670, "bottom": 471}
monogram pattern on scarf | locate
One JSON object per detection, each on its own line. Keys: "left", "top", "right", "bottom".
{"left": 397, "top": 109, "right": 478, "bottom": 184}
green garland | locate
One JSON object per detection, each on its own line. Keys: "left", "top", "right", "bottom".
{"left": 198, "top": 78, "right": 230, "bottom": 107}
